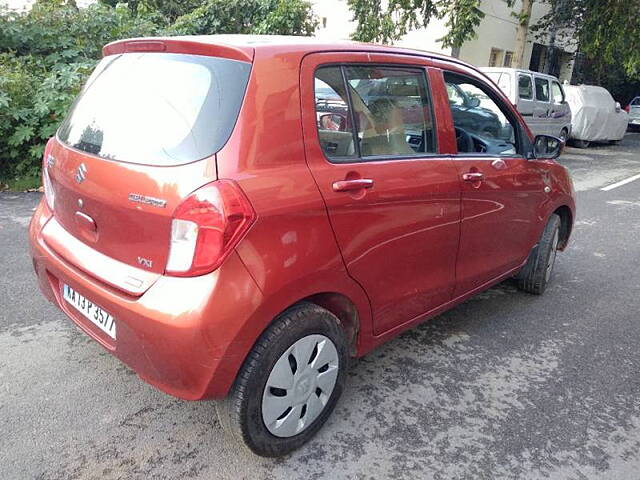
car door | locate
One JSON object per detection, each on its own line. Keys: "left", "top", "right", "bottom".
{"left": 550, "top": 79, "right": 570, "bottom": 138}
{"left": 533, "top": 75, "right": 552, "bottom": 135}
{"left": 516, "top": 73, "right": 540, "bottom": 135}
{"left": 436, "top": 68, "right": 546, "bottom": 296}
{"left": 300, "top": 52, "right": 461, "bottom": 336}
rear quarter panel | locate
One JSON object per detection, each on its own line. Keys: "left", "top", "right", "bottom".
{"left": 215, "top": 48, "right": 373, "bottom": 356}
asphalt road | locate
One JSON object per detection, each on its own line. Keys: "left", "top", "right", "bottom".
{"left": 2, "top": 134, "right": 640, "bottom": 480}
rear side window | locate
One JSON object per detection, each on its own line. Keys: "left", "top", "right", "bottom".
{"left": 535, "top": 77, "right": 550, "bottom": 102}
{"left": 551, "top": 81, "right": 565, "bottom": 103}
{"left": 58, "top": 53, "right": 251, "bottom": 165}
{"left": 518, "top": 74, "right": 533, "bottom": 100}
{"left": 314, "top": 65, "right": 436, "bottom": 161}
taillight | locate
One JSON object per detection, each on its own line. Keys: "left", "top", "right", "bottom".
{"left": 165, "top": 180, "right": 256, "bottom": 277}
{"left": 42, "top": 138, "right": 55, "bottom": 211}
{"left": 625, "top": 105, "right": 630, "bottom": 113}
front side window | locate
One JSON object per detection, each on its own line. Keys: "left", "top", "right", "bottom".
{"left": 535, "top": 77, "right": 550, "bottom": 102}
{"left": 518, "top": 74, "right": 533, "bottom": 100}
{"left": 551, "top": 81, "right": 565, "bottom": 103}
{"left": 314, "top": 65, "right": 436, "bottom": 161}
{"left": 444, "top": 72, "right": 517, "bottom": 156}
{"left": 58, "top": 53, "right": 251, "bottom": 165}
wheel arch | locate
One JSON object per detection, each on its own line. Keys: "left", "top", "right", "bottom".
{"left": 299, "top": 292, "right": 360, "bottom": 356}
{"left": 553, "top": 205, "right": 573, "bottom": 250}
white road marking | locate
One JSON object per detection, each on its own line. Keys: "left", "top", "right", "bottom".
{"left": 601, "top": 173, "right": 640, "bottom": 191}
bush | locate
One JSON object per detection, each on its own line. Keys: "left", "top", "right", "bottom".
{"left": 0, "top": 0, "right": 317, "bottom": 185}
{"left": 0, "top": 2, "right": 163, "bottom": 182}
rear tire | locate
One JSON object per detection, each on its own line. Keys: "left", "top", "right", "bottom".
{"left": 216, "top": 302, "right": 348, "bottom": 457}
{"left": 559, "top": 128, "right": 568, "bottom": 143}
{"left": 573, "top": 139, "right": 590, "bottom": 149}
{"left": 516, "top": 214, "right": 561, "bottom": 295}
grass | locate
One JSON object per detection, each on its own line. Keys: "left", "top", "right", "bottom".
{"left": 0, "top": 174, "right": 42, "bottom": 192}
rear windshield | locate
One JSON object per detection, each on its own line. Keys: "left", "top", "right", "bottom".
{"left": 58, "top": 53, "right": 251, "bottom": 165}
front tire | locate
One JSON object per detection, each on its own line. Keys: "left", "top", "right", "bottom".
{"left": 216, "top": 302, "right": 348, "bottom": 457}
{"left": 516, "top": 214, "right": 561, "bottom": 295}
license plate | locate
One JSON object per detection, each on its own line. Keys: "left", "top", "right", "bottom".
{"left": 63, "top": 284, "right": 116, "bottom": 339}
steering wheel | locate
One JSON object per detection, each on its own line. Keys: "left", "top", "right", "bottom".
{"left": 455, "top": 127, "right": 474, "bottom": 153}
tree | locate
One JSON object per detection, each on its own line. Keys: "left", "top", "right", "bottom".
{"left": 170, "top": 0, "right": 317, "bottom": 36}
{"left": 533, "top": 0, "right": 640, "bottom": 78}
{"left": 347, "top": 0, "right": 485, "bottom": 48}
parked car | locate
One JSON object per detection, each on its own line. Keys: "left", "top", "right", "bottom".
{"left": 564, "top": 85, "right": 628, "bottom": 148}
{"left": 29, "top": 36, "right": 576, "bottom": 457}
{"left": 482, "top": 67, "right": 572, "bottom": 142}
{"left": 626, "top": 96, "right": 640, "bottom": 131}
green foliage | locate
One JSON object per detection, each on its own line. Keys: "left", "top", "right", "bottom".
{"left": 533, "top": 0, "right": 640, "bottom": 79}
{"left": 347, "top": 0, "right": 484, "bottom": 48}
{"left": 0, "top": 0, "right": 317, "bottom": 186}
{"left": 170, "top": 0, "right": 317, "bottom": 36}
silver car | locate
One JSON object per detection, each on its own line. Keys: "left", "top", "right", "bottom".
{"left": 628, "top": 96, "right": 640, "bottom": 130}
{"left": 482, "top": 67, "right": 572, "bottom": 142}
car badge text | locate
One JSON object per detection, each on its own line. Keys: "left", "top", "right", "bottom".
{"left": 137, "top": 257, "right": 153, "bottom": 269}
{"left": 128, "top": 193, "right": 167, "bottom": 208}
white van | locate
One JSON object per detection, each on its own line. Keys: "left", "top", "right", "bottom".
{"left": 481, "top": 67, "right": 572, "bottom": 141}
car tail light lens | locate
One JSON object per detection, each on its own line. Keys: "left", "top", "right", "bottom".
{"left": 42, "top": 138, "right": 55, "bottom": 211}
{"left": 625, "top": 105, "right": 630, "bottom": 113}
{"left": 165, "top": 180, "right": 256, "bottom": 277}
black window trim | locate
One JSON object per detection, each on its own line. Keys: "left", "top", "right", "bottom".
{"left": 443, "top": 70, "right": 528, "bottom": 159}
{"left": 313, "top": 62, "right": 441, "bottom": 165}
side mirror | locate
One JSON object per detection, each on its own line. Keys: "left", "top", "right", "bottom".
{"left": 615, "top": 102, "right": 622, "bottom": 112}
{"left": 467, "top": 96, "right": 481, "bottom": 108}
{"left": 532, "top": 134, "right": 564, "bottom": 160}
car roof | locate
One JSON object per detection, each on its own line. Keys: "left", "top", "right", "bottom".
{"left": 481, "top": 67, "right": 560, "bottom": 81}
{"left": 104, "top": 34, "right": 478, "bottom": 70}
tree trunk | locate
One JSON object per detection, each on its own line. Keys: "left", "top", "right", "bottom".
{"left": 513, "top": 0, "right": 534, "bottom": 68}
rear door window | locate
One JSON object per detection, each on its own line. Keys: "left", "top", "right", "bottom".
{"left": 535, "top": 77, "right": 550, "bottom": 102}
{"left": 314, "top": 65, "right": 436, "bottom": 162}
{"left": 58, "top": 53, "right": 251, "bottom": 165}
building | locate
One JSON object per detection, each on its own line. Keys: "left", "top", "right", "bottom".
{"left": 311, "top": 0, "right": 577, "bottom": 82}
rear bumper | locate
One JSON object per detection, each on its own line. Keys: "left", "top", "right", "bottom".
{"left": 29, "top": 199, "right": 263, "bottom": 400}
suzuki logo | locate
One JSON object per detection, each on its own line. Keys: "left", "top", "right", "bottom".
{"left": 75, "top": 163, "right": 87, "bottom": 183}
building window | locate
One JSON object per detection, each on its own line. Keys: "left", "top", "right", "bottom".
{"left": 503, "top": 51, "right": 514, "bottom": 68}
{"left": 322, "top": 17, "right": 327, "bottom": 28}
{"left": 489, "top": 48, "right": 504, "bottom": 67}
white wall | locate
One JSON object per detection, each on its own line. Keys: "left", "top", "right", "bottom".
{"left": 458, "top": 0, "right": 532, "bottom": 67}
{"left": 311, "top": 0, "right": 356, "bottom": 41}
{"left": 397, "top": 17, "right": 453, "bottom": 56}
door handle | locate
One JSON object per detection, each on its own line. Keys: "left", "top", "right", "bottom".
{"left": 332, "top": 178, "right": 374, "bottom": 192}
{"left": 462, "top": 172, "right": 484, "bottom": 182}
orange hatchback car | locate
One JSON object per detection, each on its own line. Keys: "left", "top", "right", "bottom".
{"left": 29, "top": 35, "right": 575, "bottom": 456}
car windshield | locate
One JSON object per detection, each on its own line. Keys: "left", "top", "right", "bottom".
{"left": 57, "top": 53, "right": 251, "bottom": 165}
